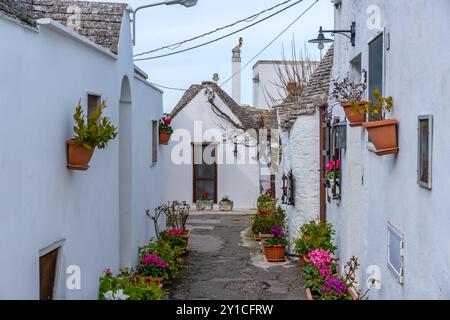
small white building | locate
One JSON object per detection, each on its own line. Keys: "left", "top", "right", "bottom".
{"left": 274, "top": 48, "right": 334, "bottom": 251}
{"left": 0, "top": 0, "right": 164, "bottom": 299}
{"left": 164, "top": 81, "right": 261, "bottom": 208}
{"left": 327, "top": 0, "right": 450, "bottom": 299}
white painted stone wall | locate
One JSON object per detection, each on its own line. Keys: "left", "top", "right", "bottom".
{"left": 328, "top": 0, "right": 450, "bottom": 299}
{"left": 0, "top": 12, "right": 164, "bottom": 299}
{"left": 277, "top": 114, "right": 321, "bottom": 252}
{"left": 164, "top": 88, "right": 260, "bottom": 208}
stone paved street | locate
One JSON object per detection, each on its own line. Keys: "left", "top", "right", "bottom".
{"left": 165, "top": 211, "right": 306, "bottom": 300}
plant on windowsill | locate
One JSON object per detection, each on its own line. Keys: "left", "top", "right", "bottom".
{"left": 263, "top": 226, "right": 288, "bottom": 262}
{"left": 196, "top": 192, "right": 213, "bottom": 211}
{"left": 219, "top": 196, "right": 233, "bottom": 211}
{"left": 362, "top": 89, "right": 398, "bottom": 156}
{"left": 159, "top": 113, "right": 173, "bottom": 145}
{"left": 330, "top": 78, "right": 367, "bottom": 127}
{"left": 67, "top": 100, "right": 117, "bottom": 170}
{"left": 294, "top": 221, "right": 337, "bottom": 267}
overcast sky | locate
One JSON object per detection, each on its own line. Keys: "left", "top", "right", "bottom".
{"left": 100, "top": 0, "right": 334, "bottom": 112}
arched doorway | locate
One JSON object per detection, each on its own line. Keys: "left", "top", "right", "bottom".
{"left": 119, "top": 76, "right": 132, "bottom": 268}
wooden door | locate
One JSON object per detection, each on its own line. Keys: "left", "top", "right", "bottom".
{"left": 319, "top": 107, "right": 327, "bottom": 222}
{"left": 193, "top": 144, "right": 217, "bottom": 203}
{"left": 39, "top": 248, "right": 59, "bottom": 300}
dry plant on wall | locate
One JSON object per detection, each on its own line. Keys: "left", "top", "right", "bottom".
{"left": 263, "top": 38, "right": 318, "bottom": 109}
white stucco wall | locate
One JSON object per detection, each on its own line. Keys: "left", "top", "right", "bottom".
{"left": 164, "top": 88, "right": 259, "bottom": 208}
{"left": 277, "top": 113, "right": 321, "bottom": 252}
{"left": 328, "top": 0, "right": 450, "bottom": 299}
{"left": 0, "top": 12, "right": 163, "bottom": 299}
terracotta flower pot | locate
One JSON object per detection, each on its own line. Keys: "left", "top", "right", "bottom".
{"left": 264, "top": 245, "right": 286, "bottom": 262}
{"left": 181, "top": 230, "right": 191, "bottom": 248}
{"left": 363, "top": 119, "right": 399, "bottom": 156}
{"left": 159, "top": 131, "right": 171, "bottom": 145}
{"left": 257, "top": 211, "right": 272, "bottom": 215}
{"left": 341, "top": 101, "right": 366, "bottom": 127}
{"left": 254, "top": 234, "right": 261, "bottom": 241}
{"left": 259, "top": 234, "right": 274, "bottom": 254}
{"left": 305, "top": 287, "right": 358, "bottom": 300}
{"left": 66, "top": 139, "right": 95, "bottom": 170}
{"left": 298, "top": 255, "right": 311, "bottom": 267}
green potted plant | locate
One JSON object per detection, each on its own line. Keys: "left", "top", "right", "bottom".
{"left": 99, "top": 268, "right": 163, "bottom": 300}
{"left": 159, "top": 113, "right": 173, "bottom": 145}
{"left": 263, "top": 226, "right": 288, "bottom": 262}
{"left": 330, "top": 78, "right": 367, "bottom": 127}
{"left": 251, "top": 206, "right": 285, "bottom": 241}
{"left": 257, "top": 194, "right": 276, "bottom": 215}
{"left": 362, "top": 90, "right": 398, "bottom": 156}
{"left": 294, "top": 221, "right": 336, "bottom": 267}
{"left": 219, "top": 196, "right": 233, "bottom": 211}
{"left": 67, "top": 100, "right": 117, "bottom": 170}
{"left": 196, "top": 192, "right": 213, "bottom": 211}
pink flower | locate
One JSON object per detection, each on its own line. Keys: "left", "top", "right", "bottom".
{"left": 103, "top": 268, "right": 112, "bottom": 275}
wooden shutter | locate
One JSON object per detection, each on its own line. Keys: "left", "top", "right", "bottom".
{"left": 39, "top": 248, "right": 59, "bottom": 300}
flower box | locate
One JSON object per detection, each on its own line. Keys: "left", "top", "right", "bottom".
{"left": 196, "top": 200, "right": 213, "bottom": 211}
{"left": 305, "top": 287, "right": 358, "bottom": 300}
{"left": 363, "top": 119, "right": 399, "bottom": 156}
{"left": 219, "top": 200, "right": 233, "bottom": 211}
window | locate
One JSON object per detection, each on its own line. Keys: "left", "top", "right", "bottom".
{"left": 152, "top": 120, "right": 158, "bottom": 164}
{"left": 87, "top": 94, "right": 101, "bottom": 117}
{"left": 368, "top": 33, "right": 384, "bottom": 120}
{"left": 418, "top": 115, "right": 433, "bottom": 189}
{"left": 281, "top": 171, "right": 294, "bottom": 206}
{"left": 387, "top": 224, "right": 404, "bottom": 284}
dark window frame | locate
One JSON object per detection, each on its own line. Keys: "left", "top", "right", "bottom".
{"left": 368, "top": 32, "right": 384, "bottom": 121}
{"left": 417, "top": 115, "right": 433, "bottom": 190}
{"left": 152, "top": 120, "right": 158, "bottom": 164}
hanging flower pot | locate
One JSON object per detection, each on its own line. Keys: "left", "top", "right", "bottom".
{"left": 362, "top": 90, "right": 398, "bottom": 156}
{"left": 341, "top": 101, "right": 366, "bottom": 127}
{"left": 66, "top": 139, "right": 95, "bottom": 170}
{"left": 66, "top": 100, "right": 117, "bottom": 171}
{"left": 363, "top": 119, "right": 399, "bottom": 155}
{"left": 159, "top": 131, "right": 172, "bottom": 145}
{"left": 159, "top": 113, "right": 173, "bottom": 145}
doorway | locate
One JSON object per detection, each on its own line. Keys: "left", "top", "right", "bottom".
{"left": 39, "top": 247, "right": 59, "bottom": 300}
{"left": 192, "top": 144, "right": 217, "bottom": 203}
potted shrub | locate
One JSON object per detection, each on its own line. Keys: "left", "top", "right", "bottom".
{"left": 252, "top": 206, "right": 285, "bottom": 241}
{"left": 257, "top": 194, "right": 276, "bottom": 215}
{"left": 158, "top": 201, "right": 191, "bottom": 245}
{"left": 294, "top": 221, "right": 336, "bottom": 267}
{"left": 196, "top": 192, "right": 213, "bottom": 210}
{"left": 331, "top": 78, "right": 367, "bottom": 127}
{"left": 67, "top": 100, "right": 117, "bottom": 170}
{"left": 135, "top": 252, "right": 170, "bottom": 288}
{"left": 219, "top": 196, "right": 233, "bottom": 211}
{"left": 263, "top": 226, "right": 288, "bottom": 262}
{"left": 159, "top": 113, "right": 173, "bottom": 145}
{"left": 362, "top": 90, "right": 398, "bottom": 156}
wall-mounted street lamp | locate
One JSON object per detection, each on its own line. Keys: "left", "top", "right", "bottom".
{"left": 308, "top": 22, "right": 356, "bottom": 50}
{"left": 132, "top": 0, "right": 198, "bottom": 46}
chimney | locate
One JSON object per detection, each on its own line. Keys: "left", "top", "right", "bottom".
{"left": 232, "top": 37, "right": 243, "bottom": 105}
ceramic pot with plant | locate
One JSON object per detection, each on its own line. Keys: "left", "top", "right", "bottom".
{"left": 219, "top": 196, "right": 233, "bottom": 211}
{"left": 362, "top": 90, "right": 398, "bottom": 156}
{"left": 330, "top": 78, "right": 367, "bottom": 127}
{"left": 294, "top": 221, "right": 336, "bottom": 266}
{"left": 159, "top": 113, "right": 173, "bottom": 145}
{"left": 67, "top": 100, "right": 117, "bottom": 170}
{"left": 264, "top": 226, "right": 288, "bottom": 262}
{"left": 135, "top": 253, "right": 170, "bottom": 287}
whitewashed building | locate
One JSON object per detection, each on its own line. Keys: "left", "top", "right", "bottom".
{"left": 327, "top": 0, "right": 450, "bottom": 299}
{"left": 273, "top": 48, "right": 334, "bottom": 251}
{"left": 0, "top": 0, "right": 164, "bottom": 299}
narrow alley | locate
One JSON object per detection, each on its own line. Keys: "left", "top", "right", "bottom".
{"left": 165, "top": 211, "right": 306, "bottom": 300}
